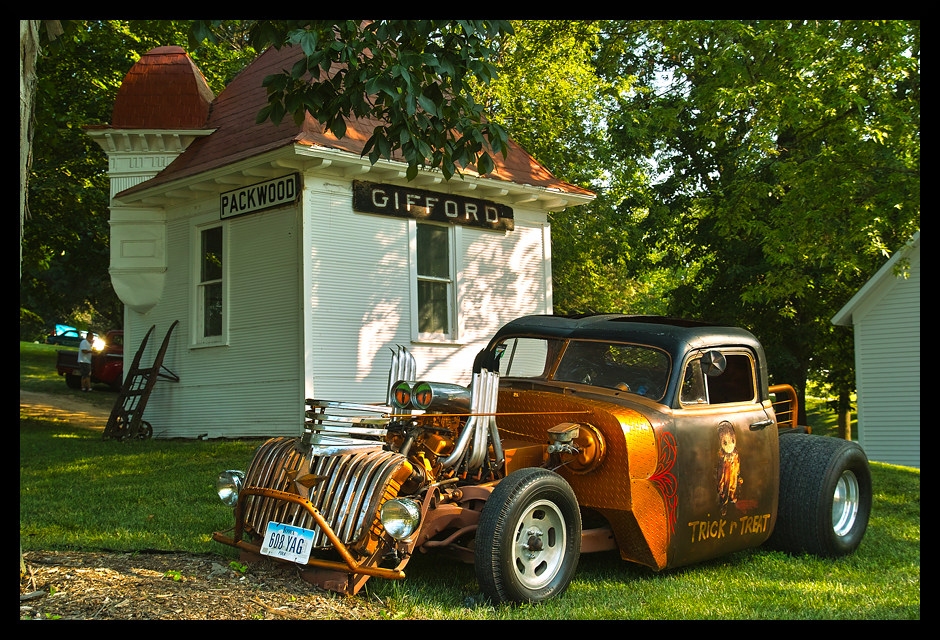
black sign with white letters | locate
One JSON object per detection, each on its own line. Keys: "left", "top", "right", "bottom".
{"left": 220, "top": 173, "right": 300, "bottom": 220}
{"left": 352, "top": 181, "right": 514, "bottom": 231}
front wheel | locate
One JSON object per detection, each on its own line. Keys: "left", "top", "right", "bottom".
{"left": 767, "top": 434, "right": 872, "bottom": 557}
{"left": 474, "top": 468, "right": 581, "bottom": 604}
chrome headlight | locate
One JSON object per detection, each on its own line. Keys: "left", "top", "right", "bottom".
{"left": 380, "top": 498, "right": 422, "bottom": 540}
{"left": 216, "top": 470, "right": 245, "bottom": 507}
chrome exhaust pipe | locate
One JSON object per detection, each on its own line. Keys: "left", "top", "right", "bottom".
{"left": 441, "top": 367, "right": 502, "bottom": 473}
{"left": 386, "top": 346, "right": 416, "bottom": 409}
{"left": 440, "top": 372, "right": 481, "bottom": 469}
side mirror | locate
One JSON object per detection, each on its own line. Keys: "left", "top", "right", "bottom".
{"left": 473, "top": 348, "right": 501, "bottom": 373}
{"left": 701, "top": 350, "right": 726, "bottom": 377}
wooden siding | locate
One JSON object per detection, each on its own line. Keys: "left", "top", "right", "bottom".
{"left": 137, "top": 200, "right": 303, "bottom": 439}
{"left": 123, "top": 173, "right": 552, "bottom": 438}
{"left": 853, "top": 247, "right": 920, "bottom": 468}
{"left": 303, "top": 176, "right": 551, "bottom": 405}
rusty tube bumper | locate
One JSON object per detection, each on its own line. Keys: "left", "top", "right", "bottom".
{"left": 212, "top": 487, "right": 405, "bottom": 581}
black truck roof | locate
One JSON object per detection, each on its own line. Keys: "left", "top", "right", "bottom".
{"left": 486, "top": 314, "right": 771, "bottom": 404}
{"left": 488, "top": 314, "right": 764, "bottom": 359}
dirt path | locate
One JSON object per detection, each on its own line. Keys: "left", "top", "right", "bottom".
{"left": 19, "top": 389, "right": 110, "bottom": 430}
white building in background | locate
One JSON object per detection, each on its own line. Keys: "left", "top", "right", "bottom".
{"left": 85, "top": 45, "right": 594, "bottom": 438}
{"left": 832, "top": 231, "right": 920, "bottom": 468}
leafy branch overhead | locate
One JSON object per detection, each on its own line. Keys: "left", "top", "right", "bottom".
{"left": 196, "top": 20, "right": 514, "bottom": 181}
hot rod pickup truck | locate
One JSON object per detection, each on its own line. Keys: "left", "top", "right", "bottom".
{"left": 55, "top": 330, "right": 123, "bottom": 390}
{"left": 213, "top": 314, "right": 871, "bottom": 603}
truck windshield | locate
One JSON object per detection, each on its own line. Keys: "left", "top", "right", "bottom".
{"left": 495, "top": 337, "right": 670, "bottom": 401}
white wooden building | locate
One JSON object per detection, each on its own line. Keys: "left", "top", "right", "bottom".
{"left": 832, "top": 232, "right": 920, "bottom": 468}
{"left": 85, "top": 46, "right": 594, "bottom": 439}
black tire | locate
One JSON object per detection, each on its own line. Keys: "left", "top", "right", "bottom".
{"left": 65, "top": 373, "right": 81, "bottom": 389}
{"left": 767, "top": 434, "right": 872, "bottom": 557}
{"left": 475, "top": 468, "right": 581, "bottom": 603}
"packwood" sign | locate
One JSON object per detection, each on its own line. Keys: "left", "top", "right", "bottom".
{"left": 220, "top": 173, "right": 300, "bottom": 220}
{"left": 352, "top": 181, "right": 514, "bottom": 231}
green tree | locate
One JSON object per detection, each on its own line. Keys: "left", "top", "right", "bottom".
{"left": 20, "top": 20, "right": 257, "bottom": 333}
{"left": 475, "top": 20, "right": 676, "bottom": 315}
{"left": 21, "top": 20, "right": 515, "bottom": 333}
{"left": 605, "top": 20, "right": 920, "bottom": 416}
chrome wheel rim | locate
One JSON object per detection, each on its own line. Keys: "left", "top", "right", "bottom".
{"left": 832, "top": 469, "right": 860, "bottom": 537}
{"left": 512, "top": 499, "right": 567, "bottom": 590}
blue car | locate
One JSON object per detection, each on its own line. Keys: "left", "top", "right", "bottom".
{"left": 45, "top": 325, "right": 86, "bottom": 348}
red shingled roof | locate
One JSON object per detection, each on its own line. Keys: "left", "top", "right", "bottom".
{"left": 118, "top": 45, "right": 593, "bottom": 199}
{"left": 112, "top": 46, "right": 214, "bottom": 129}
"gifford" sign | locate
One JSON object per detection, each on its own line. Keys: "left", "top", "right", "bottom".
{"left": 352, "top": 181, "right": 514, "bottom": 231}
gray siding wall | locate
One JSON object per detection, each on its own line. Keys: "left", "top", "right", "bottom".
{"left": 854, "top": 248, "right": 920, "bottom": 468}
{"left": 123, "top": 172, "right": 552, "bottom": 438}
{"left": 132, "top": 198, "right": 303, "bottom": 439}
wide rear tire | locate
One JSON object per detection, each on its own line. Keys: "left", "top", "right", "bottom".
{"left": 475, "top": 468, "right": 581, "bottom": 604}
{"left": 767, "top": 434, "right": 872, "bottom": 557}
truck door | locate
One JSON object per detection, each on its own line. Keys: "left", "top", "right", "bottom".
{"left": 667, "top": 348, "right": 779, "bottom": 568}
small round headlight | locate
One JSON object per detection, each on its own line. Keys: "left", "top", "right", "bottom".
{"left": 380, "top": 498, "right": 422, "bottom": 540}
{"left": 216, "top": 470, "right": 245, "bottom": 507}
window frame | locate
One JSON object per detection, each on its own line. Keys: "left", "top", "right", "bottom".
{"left": 678, "top": 348, "right": 758, "bottom": 408}
{"left": 192, "top": 219, "right": 228, "bottom": 348}
{"left": 410, "top": 220, "right": 460, "bottom": 344}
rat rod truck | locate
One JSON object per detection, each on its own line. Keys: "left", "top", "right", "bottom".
{"left": 213, "top": 315, "right": 872, "bottom": 603}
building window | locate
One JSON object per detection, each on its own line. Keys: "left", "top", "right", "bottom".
{"left": 197, "top": 224, "right": 224, "bottom": 341}
{"left": 415, "top": 222, "right": 455, "bottom": 340}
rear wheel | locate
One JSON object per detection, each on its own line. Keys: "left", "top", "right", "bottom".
{"left": 767, "top": 434, "right": 871, "bottom": 557}
{"left": 474, "top": 468, "right": 581, "bottom": 603}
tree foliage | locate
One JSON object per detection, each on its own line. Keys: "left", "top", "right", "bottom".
{"left": 20, "top": 20, "right": 257, "bottom": 335}
{"left": 21, "top": 19, "right": 513, "bottom": 333}
{"left": 601, "top": 19, "right": 920, "bottom": 407}
{"left": 475, "top": 20, "right": 671, "bottom": 315}
{"left": 475, "top": 20, "right": 918, "bottom": 414}
{"left": 21, "top": 20, "right": 919, "bottom": 421}
{"left": 195, "top": 20, "right": 514, "bottom": 181}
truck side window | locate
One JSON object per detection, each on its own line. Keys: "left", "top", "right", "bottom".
{"left": 708, "top": 354, "right": 756, "bottom": 404}
{"left": 680, "top": 359, "right": 707, "bottom": 404}
{"left": 681, "top": 353, "right": 756, "bottom": 405}
{"left": 497, "top": 338, "right": 551, "bottom": 378}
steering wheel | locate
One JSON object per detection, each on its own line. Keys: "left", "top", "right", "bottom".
{"left": 561, "top": 362, "right": 597, "bottom": 385}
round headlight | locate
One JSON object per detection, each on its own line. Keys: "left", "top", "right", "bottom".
{"left": 216, "top": 470, "right": 245, "bottom": 507}
{"left": 380, "top": 498, "right": 422, "bottom": 540}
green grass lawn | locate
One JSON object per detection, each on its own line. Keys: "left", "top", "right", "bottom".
{"left": 20, "top": 341, "right": 920, "bottom": 619}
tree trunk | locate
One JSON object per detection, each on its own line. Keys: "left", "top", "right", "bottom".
{"left": 19, "top": 19, "right": 40, "bottom": 281}
{"left": 837, "top": 389, "right": 853, "bottom": 441}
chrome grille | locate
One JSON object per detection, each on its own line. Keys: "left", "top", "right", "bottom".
{"left": 242, "top": 437, "right": 407, "bottom": 549}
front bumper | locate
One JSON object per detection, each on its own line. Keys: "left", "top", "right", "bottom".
{"left": 212, "top": 486, "right": 406, "bottom": 583}
{"left": 212, "top": 436, "right": 415, "bottom": 594}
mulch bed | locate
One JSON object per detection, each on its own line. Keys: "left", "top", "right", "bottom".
{"left": 19, "top": 549, "right": 393, "bottom": 620}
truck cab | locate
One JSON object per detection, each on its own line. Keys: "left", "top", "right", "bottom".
{"left": 486, "top": 315, "right": 781, "bottom": 570}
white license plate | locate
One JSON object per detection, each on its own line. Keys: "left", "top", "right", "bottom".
{"left": 260, "top": 521, "right": 315, "bottom": 565}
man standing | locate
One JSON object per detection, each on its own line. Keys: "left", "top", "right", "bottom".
{"left": 78, "top": 331, "right": 95, "bottom": 391}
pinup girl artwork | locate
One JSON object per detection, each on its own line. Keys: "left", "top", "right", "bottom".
{"left": 717, "top": 421, "right": 742, "bottom": 515}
